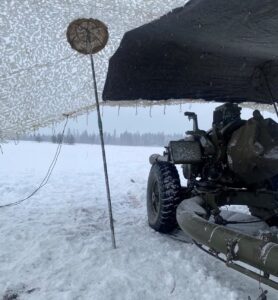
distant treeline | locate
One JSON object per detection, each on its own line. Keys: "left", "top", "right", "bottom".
{"left": 20, "top": 130, "right": 184, "bottom": 146}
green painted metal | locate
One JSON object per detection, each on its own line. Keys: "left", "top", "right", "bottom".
{"left": 227, "top": 262, "right": 278, "bottom": 290}
{"left": 176, "top": 197, "right": 278, "bottom": 280}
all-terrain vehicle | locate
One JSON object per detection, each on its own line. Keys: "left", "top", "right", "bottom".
{"left": 147, "top": 103, "right": 278, "bottom": 290}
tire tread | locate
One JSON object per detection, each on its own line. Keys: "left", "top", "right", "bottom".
{"left": 147, "top": 162, "right": 181, "bottom": 233}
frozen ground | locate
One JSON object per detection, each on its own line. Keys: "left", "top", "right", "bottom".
{"left": 0, "top": 142, "right": 276, "bottom": 300}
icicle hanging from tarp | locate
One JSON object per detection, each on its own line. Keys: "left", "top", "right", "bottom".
{"left": 103, "top": 0, "right": 278, "bottom": 106}
{"left": 0, "top": 0, "right": 186, "bottom": 140}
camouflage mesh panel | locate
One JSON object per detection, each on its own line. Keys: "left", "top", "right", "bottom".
{"left": 0, "top": 0, "right": 185, "bottom": 139}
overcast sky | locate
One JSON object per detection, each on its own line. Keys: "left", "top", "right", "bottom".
{"left": 39, "top": 102, "right": 276, "bottom": 136}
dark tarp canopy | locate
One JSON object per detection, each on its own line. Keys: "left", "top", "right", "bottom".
{"left": 103, "top": 0, "right": 278, "bottom": 104}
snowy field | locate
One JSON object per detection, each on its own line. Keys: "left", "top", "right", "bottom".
{"left": 0, "top": 142, "right": 276, "bottom": 300}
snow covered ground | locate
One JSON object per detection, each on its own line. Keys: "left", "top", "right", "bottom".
{"left": 0, "top": 142, "right": 276, "bottom": 300}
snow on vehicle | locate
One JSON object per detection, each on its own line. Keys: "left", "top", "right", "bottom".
{"left": 147, "top": 103, "right": 278, "bottom": 289}
{"left": 103, "top": 0, "right": 278, "bottom": 291}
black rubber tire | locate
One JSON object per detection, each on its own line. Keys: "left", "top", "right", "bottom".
{"left": 147, "top": 162, "right": 181, "bottom": 233}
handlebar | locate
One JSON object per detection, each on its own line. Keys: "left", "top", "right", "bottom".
{"left": 184, "top": 111, "right": 199, "bottom": 131}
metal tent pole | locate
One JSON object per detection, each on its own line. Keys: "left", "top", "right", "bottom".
{"left": 89, "top": 53, "right": 116, "bottom": 249}
{"left": 261, "top": 67, "right": 278, "bottom": 118}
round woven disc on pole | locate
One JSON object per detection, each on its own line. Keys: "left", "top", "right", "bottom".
{"left": 66, "top": 18, "right": 116, "bottom": 248}
{"left": 66, "top": 18, "right": 108, "bottom": 54}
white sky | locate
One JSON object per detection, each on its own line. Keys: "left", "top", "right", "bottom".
{"left": 39, "top": 102, "right": 277, "bottom": 136}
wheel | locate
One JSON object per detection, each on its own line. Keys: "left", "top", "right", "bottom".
{"left": 147, "top": 161, "right": 181, "bottom": 233}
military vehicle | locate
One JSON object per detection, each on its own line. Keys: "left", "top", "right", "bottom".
{"left": 103, "top": 0, "right": 278, "bottom": 291}
{"left": 147, "top": 103, "right": 278, "bottom": 289}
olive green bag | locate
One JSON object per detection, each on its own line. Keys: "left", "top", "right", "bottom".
{"left": 227, "top": 114, "right": 278, "bottom": 184}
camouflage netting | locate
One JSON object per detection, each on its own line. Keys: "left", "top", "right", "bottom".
{"left": 0, "top": 0, "right": 185, "bottom": 140}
